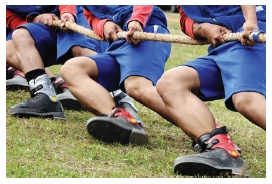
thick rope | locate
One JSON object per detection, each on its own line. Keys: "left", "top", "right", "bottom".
{"left": 52, "top": 20, "right": 266, "bottom": 45}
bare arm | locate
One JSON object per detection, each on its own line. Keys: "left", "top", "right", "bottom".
{"left": 192, "top": 22, "right": 232, "bottom": 47}
{"left": 240, "top": 5, "right": 259, "bottom": 46}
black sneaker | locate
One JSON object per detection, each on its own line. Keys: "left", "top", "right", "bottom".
{"left": 52, "top": 76, "right": 84, "bottom": 111}
{"left": 9, "top": 74, "right": 65, "bottom": 119}
{"left": 10, "top": 93, "right": 65, "bottom": 119}
{"left": 6, "top": 66, "right": 29, "bottom": 90}
{"left": 86, "top": 107, "right": 148, "bottom": 145}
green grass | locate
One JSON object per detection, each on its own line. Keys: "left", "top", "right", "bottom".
{"left": 6, "top": 12, "right": 266, "bottom": 178}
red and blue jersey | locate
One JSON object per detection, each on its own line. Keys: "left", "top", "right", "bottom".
{"left": 82, "top": 5, "right": 167, "bottom": 39}
{"left": 6, "top": 5, "right": 77, "bottom": 30}
{"left": 181, "top": 5, "right": 266, "bottom": 33}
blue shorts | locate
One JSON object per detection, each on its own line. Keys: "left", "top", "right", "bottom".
{"left": 88, "top": 24, "right": 171, "bottom": 92}
{"left": 57, "top": 6, "right": 108, "bottom": 64}
{"left": 183, "top": 21, "right": 266, "bottom": 111}
{"left": 6, "top": 28, "right": 12, "bottom": 41}
{"left": 17, "top": 23, "right": 58, "bottom": 67}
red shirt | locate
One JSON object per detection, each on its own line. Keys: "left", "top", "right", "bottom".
{"left": 84, "top": 5, "right": 153, "bottom": 39}
{"left": 177, "top": 5, "right": 195, "bottom": 38}
{"left": 6, "top": 5, "right": 76, "bottom": 30}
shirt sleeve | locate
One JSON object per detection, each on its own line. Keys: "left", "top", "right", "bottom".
{"left": 126, "top": 5, "right": 153, "bottom": 28}
{"left": 177, "top": 5, "right": 195, "bottom": 38}
{"left": 83, "top": 8, "right": 108, "bottom": 39}
{"left": 59, "top": 5, "right": 76, "bottom": 17}
{"left": 6, "top": 9, "right": 27, "bottom": 30}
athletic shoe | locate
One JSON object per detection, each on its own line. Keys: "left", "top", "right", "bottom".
{"left": 6, "top": 66, "right": 29, "bottom": 90}
{"left": 86, "top": 107, "right": 148, "bottom": 145}
{"left": 52, "top": 75, "right": 84, "bottom": 111}
{"left": 174, "top": 126, "right": 249, "bottom": 177}
{"left": 10, "top": 74, "right": 65, "bottom": 119}
{"left": 112, "top": 91, "right": 145, "bottom": 127}
{"left": 174, "top": 148, "right": 249, "bottom": 177}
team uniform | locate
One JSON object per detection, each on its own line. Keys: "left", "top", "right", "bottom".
{"left": 6, "top": 5, "right": 60, "bottom": 67}
{"left": 82, "top": 5, "right": 171, "bottom": 92}
{"left": 171, "top": 5, "right": 266, "bottom": 176}
{"left": 180, "top": 5, "right": 266, "bottom": 111}
{"left": 6, "top": 8, "right": 29, "bottom": 89}
{"left": 6, "top": 5, "right": 85, "bottom": 117}
{"left": 79, "top": 6, "right": 171, "bottom": 145}
{"left": 57, "top": 5, "right": 108, "bottom": 64}
{"left": 57, "top": 5, "right": 142, "bottom": 119}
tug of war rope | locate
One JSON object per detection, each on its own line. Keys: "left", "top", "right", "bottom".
{"left": 52, "top": 20, "right": 266, "bottom": 45}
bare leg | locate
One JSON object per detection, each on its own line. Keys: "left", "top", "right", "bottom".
{"left": 124, "top": 76, "right": 174, "bottom": 124}
{"left": 156, "top": 66, "right": 215, "bottom": 141}
{"left": 12, "top": 28, "right": 45, "bottom": 73}
{"left": 10, "top": 28, "right": 64, "bottom": 119}
{"left": 71, "top": 46, "right": 97, "bottom": 57}
{"left": 6, "top": 40, "right": 20, "bottom": 69}
{"left": 45, "top": 68, "right": 55, "bottom": 79}
{"left": 60, "top": 56, "right": 115, "bottom": 115}
{"left": 233, "top": 92, "right": 266, "bottom": 130}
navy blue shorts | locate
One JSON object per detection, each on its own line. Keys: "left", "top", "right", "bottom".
{"left": 6, "top": 29, "right": 12, "bottom": 41}
{"left": 182, "top": 21, "right": 266, "bottom": 111}
{"left": 88, "top": 24, "right": 171, "bottom": 92}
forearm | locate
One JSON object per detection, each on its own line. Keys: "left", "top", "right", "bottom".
{"left": 241, "top": 5, "right": 257, "bottom": 23}
{"left": 192, "top": 22, "right": 209, "bottom": 39}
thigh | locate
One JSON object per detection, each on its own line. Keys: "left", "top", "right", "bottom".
{"left": 183, "top": 57, "right": 225, "bottom": 101}
{"left": 18, "top": 23, "right": 57, "bottom": 67}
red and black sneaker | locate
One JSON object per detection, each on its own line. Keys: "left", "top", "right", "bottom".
{"left": 192, "top": 122, "right": 241, "bottom": 154}
{"left": 6, "top": 65, "right": 29, "bottom": 90}
{"left": 52, "top": 76, "right": 84, "bottom": 111}
{"left": 86, "top": 107, "right": 149, "bottom": 145}
{"left": 174, "top": 126, "right": 249, "bottom": 177}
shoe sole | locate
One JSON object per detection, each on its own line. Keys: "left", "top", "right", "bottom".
{"left": 86, "top": 117, "right": 148, "bottom": 145}
{"left": 174, "top": 162, "right": 233, "bottom": 177}
{"left": 6, "top": 84, "right": 29, "bottom": 91}
{"left": 174, "top": 154, "right": 249, "bottom": 177}
{"left": 10, "top": 108, "right": 65, "bottom": 120}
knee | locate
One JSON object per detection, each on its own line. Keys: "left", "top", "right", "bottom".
{"left": 60, "top": 58, "right": 78, "bottom": 80}
{"left": 232, "top": 93, "right": 252, "bottom": 112}
{"left": 156, "top": 71, "right": 178, "bottom": 97}
{"left": 12, "top": 28, "right": 34, "bottom": 46}
{"left": 157, "top": 66, "right": 197, "bottom": 94}
{"left": 125, "top": 82, "right": 145, "bottom": 100}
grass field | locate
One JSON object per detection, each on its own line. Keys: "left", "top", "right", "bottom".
{"left": 6, "top": 12, "right": 266, "bottom": 178}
